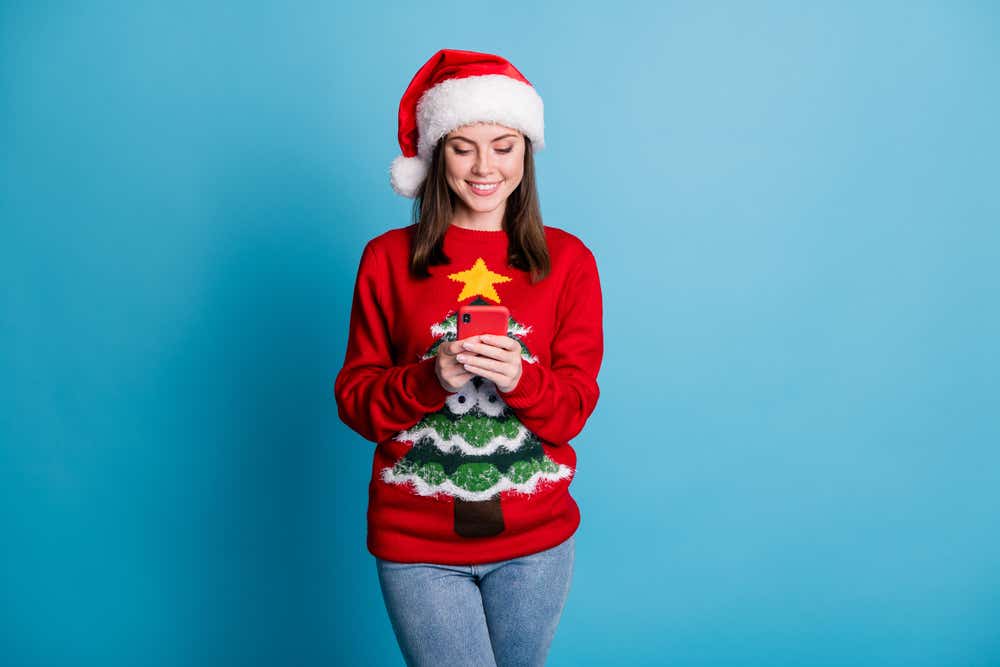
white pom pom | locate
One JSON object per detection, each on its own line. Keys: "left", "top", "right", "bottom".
{"left": 390, "top": 155, "right": 428, "bottom": 198}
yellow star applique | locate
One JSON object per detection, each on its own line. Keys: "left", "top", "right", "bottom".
{"left": 447, "top": 257, "right": 512, "bottom": 303}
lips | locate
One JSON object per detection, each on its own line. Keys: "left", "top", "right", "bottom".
{"left": 467, "top": 180, "right": 501, "bottom": 196}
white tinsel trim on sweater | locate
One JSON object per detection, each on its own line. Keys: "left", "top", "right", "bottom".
{"left": 428, "top": 312, "right": 533, "bottom": 341}
{"left": 381, "top": 463, "right": 573, "bottom": 502}
{"left": 395, "top": 422, "right": 534, "bottom": 456}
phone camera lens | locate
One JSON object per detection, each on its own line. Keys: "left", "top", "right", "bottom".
{"left": 462, "top": 313, "right": 471, "bottom": 323}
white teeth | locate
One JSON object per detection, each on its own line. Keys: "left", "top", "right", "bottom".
{"left": 470, "top": 182, "right": 500, "bottom": 191}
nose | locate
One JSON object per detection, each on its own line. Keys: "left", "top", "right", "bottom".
{"left": 472, "top": 150, "right": 493, "bottom": 176}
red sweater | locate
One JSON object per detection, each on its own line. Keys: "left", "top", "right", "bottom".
{"left": 334, "top": 222, "right": 603, "bottom": 565}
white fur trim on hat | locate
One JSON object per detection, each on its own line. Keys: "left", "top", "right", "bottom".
{"left": 390, "top": 154, "right": 429, "bottom": 198}
{"left": 415, "top": 74, "right": 545, "bottom": 161}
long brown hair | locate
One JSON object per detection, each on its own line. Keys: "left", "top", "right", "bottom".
{"left": 407, "top": 134, "right": 551, "bottom": 284}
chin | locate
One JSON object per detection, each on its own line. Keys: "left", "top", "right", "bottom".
{"left": 462, "top": 196, "right": 503, "bottom": 212}
{"left": 474, "top": 201, "right": 505, "bottom": 213}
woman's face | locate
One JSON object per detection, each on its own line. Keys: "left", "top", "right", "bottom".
{"left": 443, "top": 122, "right": 525, "bottom": 214}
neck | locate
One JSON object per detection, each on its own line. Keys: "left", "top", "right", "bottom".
{"left": 450, "top": 199, "right": 506, "bottom": 232}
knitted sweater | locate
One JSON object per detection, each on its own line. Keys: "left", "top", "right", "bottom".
{"left": 334, "top": 222, "right": 603, "bottom": 565}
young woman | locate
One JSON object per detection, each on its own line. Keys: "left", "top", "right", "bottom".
{"left": 334, "top": 49, "right": 604, "bottom": 666}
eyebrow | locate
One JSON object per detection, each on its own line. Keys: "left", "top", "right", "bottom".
{"left": 448, "top": 133, "right": 519, "bottom": 143}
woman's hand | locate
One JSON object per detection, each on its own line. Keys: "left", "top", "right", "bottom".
{"left": 434, "top": 338, "right": 476, "bottom": 392}
{"left": 451, "top": 333, "right": 523, "bottom": 393}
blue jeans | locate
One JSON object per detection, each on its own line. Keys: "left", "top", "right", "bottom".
{"left": 374, "top": 535, "right": 575, "bottom": 667}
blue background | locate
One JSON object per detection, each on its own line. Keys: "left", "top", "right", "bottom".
{"left": 3, "top": 2, "right": 998, "bottom": 665}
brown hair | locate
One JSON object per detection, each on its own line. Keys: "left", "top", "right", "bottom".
{"left": 407, "top": 134, "right": 551, "bottom": 284}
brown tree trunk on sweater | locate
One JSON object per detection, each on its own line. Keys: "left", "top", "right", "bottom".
{"left": 454, "top": 494, "right": 505, "bottom": 537}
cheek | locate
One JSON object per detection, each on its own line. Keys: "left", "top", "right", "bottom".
{"left": 503, "top": 160, "right": 524, "bottom": 184}
{"left": 444, "top": 153, "right": 469, "bottom": 176}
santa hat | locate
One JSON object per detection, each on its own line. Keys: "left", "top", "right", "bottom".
{"left": 390, "top": 49, "right": 545, "bottom": 198}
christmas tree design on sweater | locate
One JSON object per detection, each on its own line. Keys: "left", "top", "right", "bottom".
{"left": 380, "top": 258, "right": 574, "bottom": 538}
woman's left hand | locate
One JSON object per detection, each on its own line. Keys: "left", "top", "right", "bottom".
{"left": 454, "top": 333, "right": 522, "bottom": 393}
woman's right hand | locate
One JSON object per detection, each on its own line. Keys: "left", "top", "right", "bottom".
{"left": 435, "top": 337, "right": 476, "bottom": 392}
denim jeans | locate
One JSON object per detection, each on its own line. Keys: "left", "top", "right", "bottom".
{"left": 374, "top": 535, "right": 575, "bottom": 667}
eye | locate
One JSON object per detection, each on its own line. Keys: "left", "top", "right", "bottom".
{"left": 496, "top": 147, "right": 513, "bottom": 154}
{"left": 453, "top": 148, "right": 471, "bottom": 155}
{"left": 446, "top": 381, "right": 477, "bottom": 415}
{"left": 475, "top": 379, "right": 507, "bottom": 418}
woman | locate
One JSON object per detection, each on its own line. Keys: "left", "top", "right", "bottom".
{"left": 334, "top": 49, "right": 604, "bottom": 666}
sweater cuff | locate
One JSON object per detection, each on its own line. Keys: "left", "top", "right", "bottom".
{"left": 406, "top": 356, "right": 451, "bottom": 409}
{"left": 498, "top": 359, "right": 543, "bottom": 408}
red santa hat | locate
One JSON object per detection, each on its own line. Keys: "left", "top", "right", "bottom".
{"left": 390, "top": 49, "right": 545, "bottom": 198}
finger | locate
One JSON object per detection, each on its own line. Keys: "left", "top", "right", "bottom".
{"left": 451, "top": 352, "right": 484, "bottom": 374}
{"left": 459, "top": 343, "right": 509, "bottom": 363}
{"left": 447, "top": 338, "right": 472, "bottom": 356}
{"left": 447, "top": 354, "right": 471, "bottom": 370}
{"left": 479, "top": 333, "right": 516, "bottom": 350}
{"left": 447, "top": 364, "right": 473, "bottom": 380}
{"left": 456, "top": 349, "right": 505, "bottom": 369}
{"left": 462, "top": 363, "right": 508, "bottom": 385}
{"left": 460, "top": 356, "right": 510, "bottom": 375}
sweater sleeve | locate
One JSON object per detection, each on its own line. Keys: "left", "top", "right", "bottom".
{"left": 499, "top": 246, "right": 603, "bottom": 444}
{"left": 334, "top": 240, "right": 450, "bottom": 443}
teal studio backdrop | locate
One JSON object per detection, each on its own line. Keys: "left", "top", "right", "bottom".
{"left": 2, "top": 2, "right": 998, "bottom": 666}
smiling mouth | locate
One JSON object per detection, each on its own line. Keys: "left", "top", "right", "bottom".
{"left": 467, "top": 181, "right": 501, "bottom": 194}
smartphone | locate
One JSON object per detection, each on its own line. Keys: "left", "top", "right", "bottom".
{"left": 457, "top": 304, "right": 510, "bottom": 341}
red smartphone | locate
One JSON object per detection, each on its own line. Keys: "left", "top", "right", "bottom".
{"left": 457, "top": 304, "right": 510, "bottom": 341}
